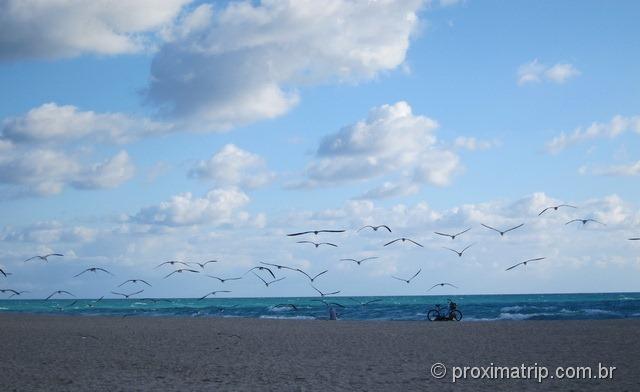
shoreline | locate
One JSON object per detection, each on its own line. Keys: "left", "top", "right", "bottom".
{"left": 1, "top": 314, "right": 637, "bottom": 391}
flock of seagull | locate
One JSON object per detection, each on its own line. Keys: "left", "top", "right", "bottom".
{"left": 0, "top": 202, "right": 637, "bottom": 315}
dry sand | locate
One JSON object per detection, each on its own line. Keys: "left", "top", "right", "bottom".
{"left": 0, "top": 314, "right": 637, "bottom": 391}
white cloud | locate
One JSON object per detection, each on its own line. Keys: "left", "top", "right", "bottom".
{"left": 1, "top": 221, "right": 97, "bottom": 244}
{"left": 188, "top": 144, "right": 273, "bottom": 188}
{"left": 0, "top": 0, "right": 190, "bottom": 60}
{"left": 294, "top": 101, "right": 463, "bottom": 193}
{"left": 145, "top": 0, "right": 423, "bottom": 129}
{"left": 453, "top": 136, "right": 499, "bottom": 151}
{"left": 546, "top": 115, "right": 640, "bottom": 154}
{"left": 580, "top": 160, "right": 640, "bottom": 177}
{"left": 0, "top": 148, "right": 135, "bottom": 197}
{"left": 356, "top": 182, "right": 420, "bottom": 200}
{"left": 132, "top": 187, "right": 250, "bottom": 226}
{"left": 1, "top": 102, "right": 172, "bottom": 144}
{"left": 72, "top": 151, "right": 135, "bottom": 190}
{"left": 517, "top": 59, "right": 580, "bottom": 85}
{"left": 544, "top": 63, "right": 581, "bottom": 84}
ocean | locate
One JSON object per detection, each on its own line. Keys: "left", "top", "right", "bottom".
{"left": 1, "top": 292, "right": 639, "bottom": 321}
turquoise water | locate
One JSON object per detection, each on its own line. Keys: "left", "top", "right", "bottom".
{"left": 1, "top": 292, "right": 639, "bottom": 321}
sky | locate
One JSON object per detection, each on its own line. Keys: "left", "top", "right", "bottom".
{"left": 0, "top": 0, "right": 639, "bottom": 299}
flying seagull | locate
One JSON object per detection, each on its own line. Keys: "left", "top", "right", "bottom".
{"left": 434, "top": 228, "right": 471, "bottom": 240}
{"left": 311, "top": 285, "right": 341, "bottom": 297}
{"left": 23, "top": 253, "right": 63, "bottom": 262}
{"left": 443, "top": 243, "right": 474, "bottom": 257}
{"left": 260, "top": 262, "right": 296, "bottom": 271}
{"left": 163, "top": 269, "right": 199, "bottom": 279}
{"left": 188, "top": 260, "right": 219, "bottom": 269}
{"left": 294, "top": 268, "right": 328, "bottom": 282}
{"left": 199, "top": 290, "right": 231, "bottom": 300}
{"left": 118, "top": 279, "right": 152, "bottom": 287}
{"left": 505, "top": 257, "right": 546, "bottom": 271}
{"left": 339, "top": 257, "right": 379, "bottom": 265}
{"left": 206, "top": 275, "right": 242, "bottom": 283}
{"left": 253, "top": 272, "right": 285, "bottom": 287}
{"left": 111, "top": 290, "right": 144, "bottom": 299}
{"left": 73, "top": 267, "right": 114, "bottom": 278}
{"left": 358, "top": 225, "right": 392, "bottom": 233}
{"left": 287, "top": 230, "right": 345, "bottom": 237}
{"left": 566, "top": 219, "right": 605, "bottom": 226}
{"left": 0, "top": 268, "right": 9, "bottom": 278}
{"left": 245, "top": 266, "right": 276, "bottom": 279}
{"left": 427, "top": 282, "right": 458, "bottom": 291}
{"left": 9, "top": 290, "right": 30, "bottom": 298}
{"left": 155, "top": 260, "right": 191, "bottom": 269}
{"left": 481, "top": 223, "right": 524, "bottom": 236}
{"left": 296, "top": 241, "right": 338, "bottom": 248}
{"left": 392, "top": 269, "right": 421, "bottom": 284}
{"left": 45, "top": 290, "right": 75, "bottom": 300}
{"left": 384, "top": 238, "right": 423, "bottom": 247}
{"left": 538, "top": 204, "right": 577, "bottom": 216}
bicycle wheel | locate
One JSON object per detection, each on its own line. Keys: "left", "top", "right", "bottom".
{"left": 451, "top": 310, "right": 463, "bottom": 321}
{"left": 427, "top": 310, "right": 439, "bottom": 321}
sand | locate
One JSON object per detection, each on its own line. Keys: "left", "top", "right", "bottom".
{"left": 0, "top": 314, "right": 637, "bottom": 391}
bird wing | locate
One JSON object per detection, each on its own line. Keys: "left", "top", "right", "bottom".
{"left": 455, "top": 227, "right": 472, "bottom": 237}
{"left": 163, "top": 270, "right": 178, "bottom": 279}
{"left": 0, "top": 269, "right": 6, "bottom": 277}
{"left": 589, "top": 219, "right": 606, "bottom": 225}
{"left": 61, "top": 291, "right": 76, "bottom": 297}
{"left": 365, "top": 299, "right": 383, "bottom": 305}
{"left": 444, "top": 283, "right": 458, "bottom": 288}
{"left": 155, "top": 261, "right": 170, "bottom": 269}
{"left": 427, "top": 284, "right": 439, "bottom": 291}
{"left": 362, "top": 256, "right": 379, "bottom": 262}
{"left": 252, "top": 272, "right": 267, "bottom": 285}
{"left": 358, "top": 226, "right": 374, "bottom": 232}
{"left": 47, "top": 253, "right": 64, "bottom": 257}
{"left": 505, "top": 262, "right": 523, "bottom": 271}
{"left": 260, "top": 267, "right": 276, "bottom": 279}
{"left": 296, "top": 240, "right": 314, "bottom": 244}
{"left": 202, "top": 260, "right": 219, "bottom": 265}
{"left": 319, "top": 230, "right": 346, "bottom": 233}
{"left": 409, "top": 269, "right": 422, "bottom": 281}
{"left": 96, "top": 268, "right": 113, "bottom": 275}
{"left": 384, "top": 238, "right": 402, "bottom": 246}
{"left": 139, "top": 280, "right": 152, "bottom": 287}
{"left": 206, "top": 275, "right": 224, "bottom": 282}
{"left": 287, "top": 231, "right": 312, "bottom": 236}
{"left": 340, "top": 258, "right": 357, "bottom": 262}
{"left": 322, "top": 242, "right": 338, "bottom": 247}
{"left": 23, "top": 256, "right": 38, "bottom": 262}
{"left": 481, "top": 223, "right": 501, "bottom": 233}
{"left": 538, "top": 207, "right": 552, "bottom": 216}
{"left": 462, "top": 243, "right": 474, "bottom": 253}
{"left": 391, "top": 276, "right": 406, "bottom": 282}
{"left": 199, "top": 292, "right": 212, "bottom": 300}
{"left": 130, "top": 289, "right": 144, "bottom": 296}
{"left": 443, "top": 247, "right": 459, "bottom": 254}
{"left": 565, "top": 219, "right": 580, "bottom": 225}
{"left": 111, "top": 291, "right": 126, "bottom": 297}
{"left": 117, "top": 280, "right": 131, "bottom": 287}
{"left": 434, "top": 231, "right": 453, "bottom": 238}
{"left": 271, "top": 277, "right": 286, "bottom": 284}
{"left": 310, "top": 285, "right": 323, "bottom": 295}
{"left": 504, "top": 223, "right": 524, "bottom": 233}
{"left": 325, "top": 290, "right": 340, "bottom": 296}
{"left": 379, "top": 225, "right": 392, "bottom": 232}
{"left": 73, "top": 269, "right": 89, "bottom": 278}
{"left": 629, "top": 238, "right": 640, "bottom": 241}
{"left": 312, "top": 270, "right": 328, "bottom": 280}
{"left": 295, "top": 269, "right": 312, "bottom": 280}
{"left": 214, "top": 290, "right": 231, "bottom": 294}
{"left": 559, "top": 204, "right": 577, "bottom": 209}
{"left": 524, "top": 257, "right": 546, "bottom": 263}
{"left": 407, "top": 239, "right": 424, "bottom": 247}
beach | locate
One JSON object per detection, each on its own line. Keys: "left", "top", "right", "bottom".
{"left": 0, "top": 314, "right": 637, "bottom": 391}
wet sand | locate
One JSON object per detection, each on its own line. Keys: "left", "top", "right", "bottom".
{"left": 0, "top": 314, "right": 637, "bottom": 391}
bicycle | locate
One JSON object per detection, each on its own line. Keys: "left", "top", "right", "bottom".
{"left": 427, "top": 300, "right": 462, "bottom": 321}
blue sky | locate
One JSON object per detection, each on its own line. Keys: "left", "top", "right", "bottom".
{"left": 1, "top": 0, "right": 639, "bottom": 298}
